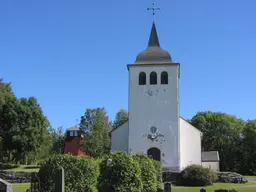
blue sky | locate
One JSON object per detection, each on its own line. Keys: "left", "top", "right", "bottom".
{"left": 1, "top": 0, "right": 256, "bottom": 129}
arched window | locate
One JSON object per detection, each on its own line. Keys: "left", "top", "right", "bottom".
{"left": 150, "top": 72, "right": 157, "bottom": 85}
{"left": 139, "top": 72, "right": 146, "bottom": 85}
{"left": 161, "top": 71, "right": 168, "bottom": 84}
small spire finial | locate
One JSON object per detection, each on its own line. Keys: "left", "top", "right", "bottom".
{"left": 147, "top": 2, "right": 160, "bottom": 21}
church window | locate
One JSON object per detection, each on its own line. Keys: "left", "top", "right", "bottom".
{"left": 74, "top": 131, "right": 78, "bottom": 137}
{"left": 161, "top": 71, "right": 168, "bottom": 84}
{"left": 139, "top": 72, "right": 146, "bottom": 85}
{"left": 70, "top": 131, "right": 73, "bottom": 137}
{"left": 150, "top": 72, "right": 157, "bottom": 85}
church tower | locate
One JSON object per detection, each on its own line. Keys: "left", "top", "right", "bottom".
{"left": 127, "top": 22, "right": 181, "bottom": 170}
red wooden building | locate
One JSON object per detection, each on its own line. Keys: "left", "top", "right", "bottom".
{"left": 64, "top": 126, "right": 87, "bottom": 156}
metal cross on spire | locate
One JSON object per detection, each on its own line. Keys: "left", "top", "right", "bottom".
{"left": 147, "top": 2, "right": 160, "bottom": 21}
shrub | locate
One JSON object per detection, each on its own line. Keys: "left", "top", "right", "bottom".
{"left": 98, "top": 151, "right": 142, "bottom": 192}
{"left": 38, "top": 154, "right": 99, "bottom": 192}
{"left": 133, "top": 153, "right": 157, "bottom": 192}
{"left": 153, "top": 160, "right": 163, "bottom": 186}
{"left": 0, "top": 163, "right": 19, "bottom": 170}
{"left": 177, "top": 164, "right": 217, "bottom": 186}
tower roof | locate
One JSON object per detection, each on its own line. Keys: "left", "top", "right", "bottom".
{"left": 135, "top": 22, "right": 172, "bottom": 64}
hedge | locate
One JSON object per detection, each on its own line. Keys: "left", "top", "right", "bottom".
{"left": 98, "top": 151, "right": 142, "bottom": 192}
{"left": 153, "top": 160, "right": 163, "bottom": 186}
{"left": 38, "top": 154, "right": 99, "bottom": 192}
{"left": 177, "top": 164, "right": 217, "bottom": 186}
{"left": 133, "top": 153, "right": 157, "bottom": 192}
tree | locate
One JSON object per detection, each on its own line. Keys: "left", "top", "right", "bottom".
{"left": 191, "top": 111, "right": 245, "bottom": 171}
{"left": 0, "top": 79, "right": 50, "bottom": 164}
{"left": 51, "top": 126, "right": 65, "bottom": 154}
{"left": 237, "top": 120, "right": 256, "bottom": 175}
{"left": 112, "top": 109, "right": 128, "bottom": 129}
{"left": 80, "top": 107, "right": 110, "bottom": 158}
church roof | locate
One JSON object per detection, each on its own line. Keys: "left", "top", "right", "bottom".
{"left": 67, "top": 126, "right": 81, "bottom": 131}
{"left": 109, "top": 120, "right": 128, "bottom": 133}
{"left": 134, "top": 22, "right": 172, "bottom": 64}
{"left": 202, "top": 151, "right": 220, "bottom": 162}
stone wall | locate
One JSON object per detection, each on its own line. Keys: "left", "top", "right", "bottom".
{"left": 0, "top": 171, "right": 37, "bottom": 183}
{"left": 0, "top": 178, "right": 12, "bottom": 192}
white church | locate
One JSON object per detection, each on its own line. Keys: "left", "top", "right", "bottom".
{"left": 110, "top": 22, "right": 219, "bottom": 171}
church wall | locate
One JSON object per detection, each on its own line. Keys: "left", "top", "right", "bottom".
{"left": 111, "top": 121, "right": 129, "bottom": 153}
{"left": 128, "top": 65, "right": 180, "bottom": 170}
{"left": 180, "top": 118, "right": 202, "bottom": 170}
{"left": 202, "top": 161, "right": 220, "bottom": 172}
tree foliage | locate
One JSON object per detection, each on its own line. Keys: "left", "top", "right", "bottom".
{"left": 51, "top": 126, "right": 65, "bottom": 154}
{"left": 80, "top": 107, "right": 110, "bottom": 158}
{"left": 191, "top": 111, "right": 245, "bottom": 171}
{"left": 112, "top": 109, "right": 128, "bottom": 129}
{"left": 0, "top": 79, "right": 50, "bottom": 164}
{"left": 237, "top": 120, "right": 256, "bottom": 175}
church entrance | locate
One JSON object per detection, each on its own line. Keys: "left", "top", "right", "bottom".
{"left": 147, "top": 148, "right": 161, "bottom": 161}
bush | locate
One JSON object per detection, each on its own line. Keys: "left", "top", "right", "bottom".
{"left": 38, "top": 154, "right": 99, "bottom": 192}
{"left": 98, "top": 151, "right": 142, "bottom": 192}
{"left": 133, "top": 153, "right": 157, "bottom": 192}
{"left": 153, "top": 160, "right": 163, "bottom": 186}
{"left": 177, "top": 164, "right": 217, "bottom": 186}
{"left": 0, "top": 163, "right": 19, "bottom": 170}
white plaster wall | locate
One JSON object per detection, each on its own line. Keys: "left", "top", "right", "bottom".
{"left": 128, "top": 64, "right": 180, "bottom": 170}
{"left": 202, "top": 162, "right": 220, "bottom": 172}
{"left": 180, "top": 118, "right": 202, "bottom": 170}
{"left": 111, "top": 121, "right": 129, "bottom": 153}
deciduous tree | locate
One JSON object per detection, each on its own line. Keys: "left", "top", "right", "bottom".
{"left": 80, "top": 107, "right": 110, "bottom": 158}
{"left": 191, "top": 111, "right": 245, "bottom": 171}
{"left": 112, "top": 109, "right": 128, "bottom": 129}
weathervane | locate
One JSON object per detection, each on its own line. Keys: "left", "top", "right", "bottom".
{"left": 147, "top": 2, "right": 160, "bottom": 21}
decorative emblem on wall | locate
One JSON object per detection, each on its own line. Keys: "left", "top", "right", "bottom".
{"left": 145, "top": 89, "right": 159, "bottom": 96}
{"left": 147, "top": 126, "right": 164, "bottom": 141}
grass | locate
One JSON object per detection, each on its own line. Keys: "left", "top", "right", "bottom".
{"left": 5, "top": 165, "right": 40, "bottom": 172}
{"left": 10, "top": 173, "right": 256, "bottom": 192}
{"left": 172, "top": 181, "right": 256, "bottom": 192}
{"left": 12, "top": 183, "right": 30, "bottom": 192}
{"left": 246, "top": 176, "right": 256, "bottom": 179}
{"left": 7, "top": 166, "right": 39, "bottom": 172}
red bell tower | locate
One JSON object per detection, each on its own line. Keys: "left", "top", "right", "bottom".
{"left": 64, "top": 126, "right": 87, "bottom": 156}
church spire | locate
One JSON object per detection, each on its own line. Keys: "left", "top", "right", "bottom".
{"left": 148, "top": 22, "right": 160, "bottom": 47}
{"left": 147, "top": 3, "right": 161, "bottom": 47}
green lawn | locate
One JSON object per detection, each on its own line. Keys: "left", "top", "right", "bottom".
{"left": 7, "top": 165, "right": 39, "bottom": 172}
{"left": 246, "top": 176, "right": 256, "bottom": 179}
{"left": 11, "top": 182, "right": 256, "bottom": 192}
{"left": 12, "top": 183, "right": 30, "bottom": 192}
{"left": 172, "top": 181, "right": 256, "bottom": 192}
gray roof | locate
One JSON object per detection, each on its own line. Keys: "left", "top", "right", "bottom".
{"left": 202, "top": 151, "right": 220, "bottom": 162}
{"left": 67, "top": 126, "right": 81, "bottom": 131}
{"left": 135, "top": 22, "right": 172, "bottom": 64}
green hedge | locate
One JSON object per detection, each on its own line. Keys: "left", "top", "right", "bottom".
{"left": 153, "top": 160, "right": 163, "bottom": 186}
{"left": 98, "top": 151, "right": 142, "bottom": 192}
{"left": 38, "top": 154, "right": 99, "bottom": 192}
{"left": 177, "top": 164, "right": 217, "bottom": 186}
{"left": 133, "top": 153, "right": 157, "bottom": 192}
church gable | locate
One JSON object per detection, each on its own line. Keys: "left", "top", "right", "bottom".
{"left": 110, "top": 121, "right": 129, "bottom": 153}
{"left": 110, "top": 117, "right": 201, "bottom": 134}
{"left": 110, "top": 120, "right": 129, "bottom": 133}
{"left": 179, "top": 117, "right": 202, "bottom": 135}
